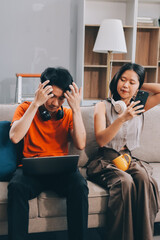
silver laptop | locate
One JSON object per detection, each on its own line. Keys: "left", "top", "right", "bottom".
{"left": 22, "top": 155, "right": 79, "bottom": 176}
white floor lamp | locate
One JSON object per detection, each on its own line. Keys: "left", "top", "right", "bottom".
{"left": 93, "top": 19, "right": 127, "bottom": 98}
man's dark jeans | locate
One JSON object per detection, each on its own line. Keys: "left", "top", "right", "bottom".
{"left": 7, "top": 167, "right": 89, "bottom": 240}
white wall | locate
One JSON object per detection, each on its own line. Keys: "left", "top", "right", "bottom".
{"left": 0, "top": 0, "right": 81, "bottom": 103}
{"left": 138, "top": 2, "right": 160, "bottom": 19}
{"left": 85, "top": 1, "right": 127, "bottom": 25}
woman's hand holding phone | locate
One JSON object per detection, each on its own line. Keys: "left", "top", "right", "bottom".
{"left": 119, "top": 101, "right": 145, "bottom": 122}
{"left": 119, "top": 91, "right": 149, "bottom": 122}
{"left": 133, "top": 90, "right": 149, "bottom": 115}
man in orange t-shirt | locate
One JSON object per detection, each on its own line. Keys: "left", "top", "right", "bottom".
{"left": 8, "top": 67, "right": 88, "bottom": 240}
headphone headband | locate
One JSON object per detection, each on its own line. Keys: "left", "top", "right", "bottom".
{"left": 108, "top": 98, "right": 126, "bottom": 114}
{"left": 39, "top": 106, "right": 64, "bottom": 121}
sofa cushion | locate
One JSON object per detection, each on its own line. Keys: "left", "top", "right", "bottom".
{"left": 38, "top": 181, "right": 108, "bottom": 218}
{"left": 0, "top": 104, "right": 18, "bottom": 122}
{"left": 87, "top": 181, "right": 109, "bottom": 214}
{"left": 150, "top": 162, "right": 160, "bottom": 222}
{"left": 131, "top": 106, "right": 160, "bottom": 163}
{"left": 150, "top": 163, "right": 160, "bottom": 192}
{"left": 0, "top": 121, "right": 18, "bottom": 181}
{"left": 69, "top": 106, "right": 99, "bottom": 167}
{"left": 0, "top": 182, "right": 38, "bottom": 221}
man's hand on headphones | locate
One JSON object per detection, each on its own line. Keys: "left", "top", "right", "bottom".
{"left": 33, "top": 80, "right": 54, "bottom": 107}
{"left": 64, "top": 82, "right": 82, "bottom": 112}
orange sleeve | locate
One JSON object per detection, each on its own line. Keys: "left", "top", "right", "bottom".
{"left": 12, "top": 102, "right": 31, "bottom": 123}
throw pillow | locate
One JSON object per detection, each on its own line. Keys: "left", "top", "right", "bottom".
{"left": 0, "top": 121, "right": 18, "bottom": 181}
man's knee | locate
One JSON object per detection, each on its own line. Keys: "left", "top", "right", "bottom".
{"left": 68, "top": 173, "right": 89, "bottom": 197}
{"left": 8, "top": 181, "right": 28, "bottom": 200}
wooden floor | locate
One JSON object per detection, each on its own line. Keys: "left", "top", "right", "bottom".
{"left": 0, "top": 228, "right": 103, "bottom": 240}
{"left": 0, "top": 225, "right": 160, "bottom": 240}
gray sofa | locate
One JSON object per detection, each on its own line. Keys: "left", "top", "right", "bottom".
{"left": 0, "top": 104, "right": 160, "bottom": 235}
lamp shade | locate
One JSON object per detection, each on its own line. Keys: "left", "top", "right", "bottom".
{"left": 93, "top": 19, "right": 127, "bottom": 53}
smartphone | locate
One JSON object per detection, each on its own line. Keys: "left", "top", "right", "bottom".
{"left": 134, "top": 90, "right": 149, "bottom": 114}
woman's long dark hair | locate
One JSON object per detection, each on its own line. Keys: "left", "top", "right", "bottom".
{"left": 110, "top": 63, "right": 145, "bottom": 101}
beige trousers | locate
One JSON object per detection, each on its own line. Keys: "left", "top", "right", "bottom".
{"left": 88, "top": 153, "right": 160, "bottom": 240}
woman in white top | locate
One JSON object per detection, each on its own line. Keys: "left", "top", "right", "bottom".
{"left": 87, "top": 63, "right": 160, "bottom": 240}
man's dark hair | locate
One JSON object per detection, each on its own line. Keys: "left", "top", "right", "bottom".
{"left": 41, "top": 67, "right": 73, "bottom": 92}
{"left": 110, "top": 63, "right": 145, "bottom": 101}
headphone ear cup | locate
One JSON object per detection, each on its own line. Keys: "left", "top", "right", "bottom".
{"left": 39, "top": 106, "right": 64, "bottom": 121}
{"left": 114, "top": 101, "right": 126, "bottom": 114}
{"left": 39, "top": 107, "right": 51, "bottom": 121}
{"left": 40, "top": 110, "right": 51, "bottom": 121}
{"left": 56, "top": 106, "right": 64, "bottom": 120}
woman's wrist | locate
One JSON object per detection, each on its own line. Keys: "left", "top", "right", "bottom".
{"left": 117, "top": 115, "right": 126, "bottom": 124}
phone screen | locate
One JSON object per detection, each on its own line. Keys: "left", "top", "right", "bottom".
{"left": 134, "top": 90, "right": 149, "bottom": 113}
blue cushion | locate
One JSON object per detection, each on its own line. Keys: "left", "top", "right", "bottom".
{"left": 0, "top": 121, "right": 18, "bottom": 181}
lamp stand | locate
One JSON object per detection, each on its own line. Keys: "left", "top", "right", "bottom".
{"left": 106, "top": 50, "right": 112, "bottom": 98}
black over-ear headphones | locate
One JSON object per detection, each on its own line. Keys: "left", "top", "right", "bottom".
{"left": 39, "top": 106, "right": 64, "bottom": 121}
